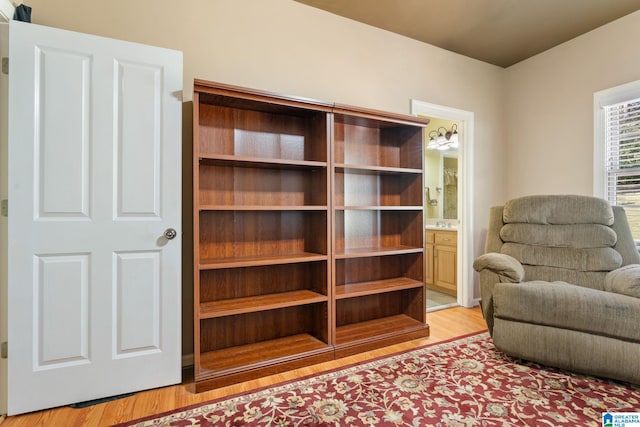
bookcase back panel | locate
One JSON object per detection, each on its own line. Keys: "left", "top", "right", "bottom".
{"left": 335, "top": 254, "right": 423, "bottom": 285}
{"left": 333, "top": 120, "right": 423, "bottom": 169}
{"left": 199, "top": 165, "right": 327, "bottom": 206}
{"left": 334, "top": 210, "right": 423, "bottom": 252}
{"left": 200, "top": 304, "right": 328, "bottom": 351}
{"left": 335, "top": 171, "right": 422, "bottom": 206}
{"left": 335, "top": 288, "right": 424, "bottom": 326}
{"left": 200, "top": 262, "right": 328, "bottom": 302}
{"left": 199, "top": 211, "right": 327, "bottom": 260}
{"left": 198, "top": 104, "right": 327, "bottom": 162}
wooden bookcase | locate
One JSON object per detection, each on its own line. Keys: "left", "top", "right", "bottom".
{"left": 332, "top": 105, "right": 430, "bottom": 357}
{"left": 193, "top": 80, "right": 429, "bottom": 391}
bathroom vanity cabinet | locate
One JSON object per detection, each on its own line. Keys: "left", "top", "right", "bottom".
{"left": 426, "top": 229, "right": 457, "bottom": 296}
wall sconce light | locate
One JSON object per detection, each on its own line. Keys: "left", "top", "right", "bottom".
{"left": 427, "top": 124, "right": 459, "bottom": 151}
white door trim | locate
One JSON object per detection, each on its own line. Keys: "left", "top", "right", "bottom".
{"left": 0, "top": 20, "right": 10, "bottom": 417}
{"left": 411, "top": 99, "right": 475, "bottom": 308}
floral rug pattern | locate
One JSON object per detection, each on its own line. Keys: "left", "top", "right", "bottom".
{"left": 119, "top": 332, "right": 640, "bottom": 426}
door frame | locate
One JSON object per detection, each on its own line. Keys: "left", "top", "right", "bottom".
{"left": 0, "top": 3, "right": 13, "bottom": 417}
{"left": 411, "top": 99, "right": 476, "bottom": 308}
{"left": 0, "top": 0, "right": 12, "bottom": 22}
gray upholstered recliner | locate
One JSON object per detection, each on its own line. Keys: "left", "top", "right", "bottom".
{"left": 474, "top": 195, "right": 640, "bottom": 384}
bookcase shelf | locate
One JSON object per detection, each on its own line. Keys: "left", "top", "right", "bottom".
{"left": 197, "top": 333, "right": 333, "bottom": 390}
{"left": 193, "top": 79, "right": 429, "bottom": 391}
{"left": 198, "top": 252, "right": 328, "bottom": 270}
{"left": 336, "top": 206, "right": 423, "bottom": 211}
{"left": 200, "top": 205, "right": 328, "bottom": 211}
{"left": 200, "top": 290, "right": 328, "bottom": 319}
{"left": 200, "top": 154, "right": 327, "bottom": 169}
{"left": 335, "top": 277, "right": 424, "bottom": 299}
{"left": 335, "top": 246, "right": 423, "bottom": 259}
{"left": 334, "top": 314, "right": 428, "bottom": 355}
{"left": 335, "top": 163, "right": 423, "bottom": 174}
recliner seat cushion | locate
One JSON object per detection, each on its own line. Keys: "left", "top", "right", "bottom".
{"left": 521, "top": 266, "right": 606, "bottom": 290}
{"left": 493, "top": 280, "right": 640, "bottom": 343}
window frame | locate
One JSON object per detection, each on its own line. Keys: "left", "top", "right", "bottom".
{"left": 594, "top": 80, "right": 640, "bottom": 197}
{"left": 594, "top": 80, "right": 640, "bottom": 246}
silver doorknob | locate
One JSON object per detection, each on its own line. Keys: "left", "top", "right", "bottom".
{"left": 163, "top": 228, "right": 177, "bottom": 240}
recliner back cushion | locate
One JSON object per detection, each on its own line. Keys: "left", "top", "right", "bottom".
{"left": 500, "top": 223, "right": 617, "bottom": 248}
{"left": 499, "top": 195, "right": 621, "bottom": 280}
{"left": 503, "top": 195, "right": 614, "bottom": 225}
{"left": 502, "top": 243, "right": 622, "bottom": 272}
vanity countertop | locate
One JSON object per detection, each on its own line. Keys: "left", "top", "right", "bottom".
{"left": 425, "top": 225, "right": 458, "bottom": 231}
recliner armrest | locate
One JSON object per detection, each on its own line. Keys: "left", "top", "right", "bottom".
{"left": 605, "top": 264, "right": 640, "bottom": 298}
{"left": 473, "top": 253, "right": 525, "bottom": 283}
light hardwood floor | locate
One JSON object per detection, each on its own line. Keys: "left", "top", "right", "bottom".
{"left": 2, "top": 306, "right": 487, "bottom": 427}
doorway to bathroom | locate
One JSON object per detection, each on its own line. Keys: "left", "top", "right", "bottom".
{"left": 425, "top": 117, "right": 460, "bottom": 310}
{"left": 411, "top": 100, "right": 475, "bottom": 311}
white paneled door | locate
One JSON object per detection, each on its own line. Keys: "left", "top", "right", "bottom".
{"left": 7, "top": 21, "right": 183, "bottom": 415}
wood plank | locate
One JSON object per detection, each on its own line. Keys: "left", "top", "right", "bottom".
{"left": 199, "top": 252, "right": 328, "bottom": 269}
{"left": 335, "top": 277, "right": 423, "bottom": 299}
{"left": 1, "top": 307, "right": 486, "bottom": 426}
{"left": 194, "top": 79, "right": 333, "bottom": 112}
{"left": 335, "top": 314, "right": 426, "bottom": 345}
{"left": 332, "top": 104, "right": 430, "bottom": 128}
{"left": 200, "top": 154, "right": 327, "bottom": 169}
{"left": 194, "top": 352, "right": 334, "bottom": 393}
{"left": 335, "top": 163, "right": 422, "bottom": 174}
{"left": 198, "top": 334, "right": 331, "bottom": 376}
{"left": 200, "top": 205, "right": 328, "bottom": 211}
{"left": 337, "top": 205, "right": 423, "bottom": 210}
{"left": 200, "top": 290, "right": 328, "bottom": 318}
{"left": 335, "top": 246, "right": 423, "bottom": 259}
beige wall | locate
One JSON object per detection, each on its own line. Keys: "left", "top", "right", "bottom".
{"left": 26, "top": 0, "right": 506, "bottom": 355}
{"left": 504, "top": 10, "right": 640, "bottom": 199}
{"left": 26, "top": 0, "right": 640, "bottom": 356}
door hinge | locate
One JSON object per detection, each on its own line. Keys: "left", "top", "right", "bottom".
{"left": 1, "top": 342, "right": 6, "bottom": 359}
{"left": 1, "top": 57, "right": 7, "bottom": 75}
{"left": 1, "top": 199, "right": 7, "bottom": 217}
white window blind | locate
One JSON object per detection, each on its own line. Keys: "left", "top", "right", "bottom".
{"left": 604, "top": 97, "right": 640, "bottom": 241}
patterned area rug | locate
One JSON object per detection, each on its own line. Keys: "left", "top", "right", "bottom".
{"left": 117, "top": 332, "right": 640, "bottom": 426}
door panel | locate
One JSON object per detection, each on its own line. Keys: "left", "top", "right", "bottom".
{"left": 36, "top": 253, "right": 90, "bottom": 368}
{"left": 115, "top": 60, "right": 162, "bottom": 218}
{"left": 36, "top": 47, "right": 91, "bottom": 219}
{"left": 8, "top": 20, "right": 182, "bottom": 415}
{"left": 114, "top": 250, "right": 160, "bottom": 356}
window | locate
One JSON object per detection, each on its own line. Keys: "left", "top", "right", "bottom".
{"left": 595, "top": 81, "right": 640, "bottom": 242}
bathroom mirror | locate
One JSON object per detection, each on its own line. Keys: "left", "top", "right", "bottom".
{"left": 424, "top": 119, "right": 459, "bottom": 221}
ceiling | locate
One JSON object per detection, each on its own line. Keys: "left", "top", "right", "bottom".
{"left": 294, "top": 0, "right": 640, "bottom": 67}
